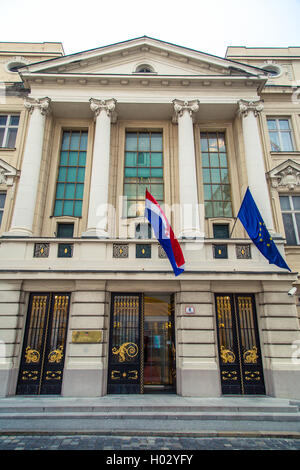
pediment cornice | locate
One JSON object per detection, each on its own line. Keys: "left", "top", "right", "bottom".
{"left": 0, "top": 159, "right": 19, "bottom": 186}
{"left": 267, "top": 159, "right": 300, "bottom": 190}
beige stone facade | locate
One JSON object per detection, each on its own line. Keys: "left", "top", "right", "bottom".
{"left": 0, "top": 38, "right": 300, "bottom": 399}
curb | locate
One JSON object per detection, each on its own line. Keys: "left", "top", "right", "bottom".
{"left": 0, "top": 430, "right": 300, "bottom": 439}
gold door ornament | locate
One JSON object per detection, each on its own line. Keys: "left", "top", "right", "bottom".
{"left": 112, "top": 342, "right": 138, "bottom": 362}
{"left": 243, "top": 346, "right": 258, "bottom": 364}
{"left": 48, "top": 345, "right": 64, "bottom": 363}
{"left": 25, "top": 347, "right": 40, "bottom": 364}
{"left": 220, "top": 345, "right": 235, "bottom": 363}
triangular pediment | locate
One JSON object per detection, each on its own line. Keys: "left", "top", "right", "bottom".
{"left": 0, "top": 159, "right": 19, "bottom": 186}
{"left": 19, "top": 36, "right": 266, "bottom": 79}
{"left": 267, "top": 159, "right": 300, "bottom": 190}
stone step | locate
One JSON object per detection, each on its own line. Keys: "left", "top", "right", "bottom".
{"left": 0, "top": 410, "right": 300, "bottom": 421}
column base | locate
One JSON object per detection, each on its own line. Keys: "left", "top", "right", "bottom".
{"left": 81, "top": 228, "right": 109, "bottom": 239}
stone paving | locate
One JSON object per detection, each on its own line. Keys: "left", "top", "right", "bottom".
{"left": 0, "top": 434, "right": 300, "bottom": 450}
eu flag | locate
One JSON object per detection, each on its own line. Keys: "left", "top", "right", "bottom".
{"left": 237, "top": 188, "right": 291, "bottom": 271}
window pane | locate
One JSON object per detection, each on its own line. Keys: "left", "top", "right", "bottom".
{"left": 54, "top": 200, "right": 63, "bottom": 216}
{"left": 295, "top": 214, "right": 300, "bottom": 241}
{"left": 210, "top": 154, "right": 219, "bottom": 167}
{"left": 221, "top": 168, "right": 229, "bottom": 183}
{"left": 218, "top": 134, "right": 226, "bottom": 152}
{"left": 74, "top": 200, "right": 82, "bottom": 217}
{"left": 279, "top": 119, "right": 290, "bottom": 130}
{"left": 280, "top": 196, "right": 290, "bottom": 211}
{"left": 292, "top": 196, "right": 300, "bottom": 210}
{"left": 61, "top": 132, "right": 70, "bottom": 150}
{"left": 60, "top": 151, "right": 68, "bottom": 165}
{"left": 203, "top": 168, "right": 211, "bottom": 183}
{"left": 213, "top": 224, "right": 229, "bottom": 239}
{"left": 138, "top": 152, "right": 150, "bottom": 166}
{"left": 211, "top": 169, "right": 221, "bottom": 183}
{"left": 78, "top": 151, "right": 86, "bottom": 166}
{"left": 77, "top": 167, "right": 85, "bottom": 182}
{"left": 0, "top": 128, "right": 5, "bottom": 146}
{"left": 70, "top": 132, "right": 80, "bottom": 150}
{"left": 138, "top": 133, "right": 150, "bottom": 151}
{"left": 202, "top": 153, "right": 209, "bottom": 166}
{"left": 126, "top": 133, "right": 137, "bottom": 151}
{"left": 79, "top": 132, "right": 88, "bottom": 150}
{"left": 125, "top": 167, "right": 137, "bottom": 177}
{"left": 223, "top": 201, "right": 233, "bottom": 217}
{"left": 0, "top": 211, "right": 3, "bottom": 227}
{"left": 75, "top": 184, "right": 84, "bottom": 199}
{"left": 6, "top": 128, "right": 17, "bottom": 148}
{"left": 138, "top": 167, "right": 150, "bottom": 177}
{"left": 57, "top": 223, "right": 74, "bottom": 238}
{"left": 58, "top": 167, "right": 67, "bottom": 182}
{"left": 124, "top": 183, "right": 136, "bottom": 199}
{"left": 222, "top": 185, "right": 231, "bottom": 201}
{"left": 269, "top": 133, "right": 281, "bottom": 151}
{"left": 67, "top": 167, "right": 77, "bottom": 182}
{"left": 56, "top": 183, "right": 65, "bottom": 198}
{"left": 151, "top": 133, "right": 162, "bottom": 151}
{"left": 125, "top": 152, "right": 137, "bottom": 166}
{"left": 151, "top": 153, "right": 163, "bottom": 166}
{"left": 212, "top": 185, "right": 222, "bottom": 200}
{"left": 137, "top": 184, "right": 148, "bottom": 198}
{"left": 208, "top": 133, "right": 218, "bottom": 151}
{"left": 204, "top": 185, "right": 212, "bottom": 200}
{"left": 10, "top": 116, "right": 19, "bottom": 126}
{"left": 213, "top": 201, "right": 223, "bottom": 217}
{"left": 65, "top": 183, "right": 75, "bottom": 199}
{"left": 282, "top": 213, "right": 297, "bottom": 245}
{"left": 267, "top": 119, "right": 276, "bottom": 130}
{"left": 63, "top": 200, "right": 74, "bottom": 215}
{"left": 200, "top": 135, "right": 208, "bottom": 151}
{"left": 205, "top": 201, "right": 213, "bottom": 217}
{"left": 151, "top": 168, "right": 163, "bottom": 178}
{"left": 68, "top": 151, "right": 78, "bottom": 165}
{"left": 0, "top": 193, "right": 6, "bottom": 209}
{"left": 281, "top": 132, "right": 294, "bottom": 151}
{"left": 219, "top": 153, "right": 227, "bottom": 168}
{"left": 0, "top": 116, "right": 7, "bottom": 126}
{"left": 150, "top": 185, "right": 164, "bottom": 200}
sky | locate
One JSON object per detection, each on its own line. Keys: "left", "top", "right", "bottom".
{"left": 1, "top": 0, "right": 300, "bottom": 58}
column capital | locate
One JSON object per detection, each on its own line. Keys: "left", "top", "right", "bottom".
{"left": 238, "top": 99, "right": 264, "bottom": 118}
{"left": 24, "top": 97, "right": 51, "bottom": 116}
{"left": 89, "top": 98, "right": 117, "bottom": 120}
{"left": 172, "top": 99, "right": 199, "bottom": 122}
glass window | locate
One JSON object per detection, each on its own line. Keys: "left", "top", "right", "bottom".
{"left": 201, "top": 131, "right": 232, "bottom": 218}
{"left": 53, "top": 130, "right": 87, "bottom": 217}
{"left": 56, "top": 223, "right": 74, "bottom": 238}
{"left": 0, "top": 192, "right": 6, "bottom": 227}
{"left": 280, "top": 195, "right": 300, "bottom": 245}
{"left": 213, "top": 224, "right": 229, "bottom": 239}
{"left": 0, "top": 115, "right": 19, "bottom": 148}
{"left": 124, "top": 131, "right": 164, "bottom": 217}
{"left": 267, "top": 118, "right": 294, "bottom": 152}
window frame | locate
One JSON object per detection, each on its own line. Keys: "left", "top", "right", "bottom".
{"left": 267, "top": 117, "right": 295, "bottom": 152}
{"left": 0, "top": 191, "right": 6, "bottom": 228}
{"left": 0, "top": 114, "right": 20, "bottom": 149}
{"left": 280, "top": 194, "right": 300, "bottom": 245}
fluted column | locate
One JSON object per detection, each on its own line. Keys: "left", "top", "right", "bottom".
{"left": 7, "top": 97, "right": 50, "bottom": 236}
{"left": 239, "top": 99, "right": 274, "bottom": 231}
{"left": 83, "top": 98, "right": 116, "bottom": 238}
{"left": 173, "top": 99, "right": 201, "bottom": 238}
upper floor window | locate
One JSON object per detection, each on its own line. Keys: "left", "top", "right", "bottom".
{"left": 201, "top": 131, "right": 232, "bottom": 218}
{"left": 135, "top": 64, "right": 154, "bottom": 73}
{"left": 124, "top": 131, "right": 163, "bottom": 217}
{"left": 267, "top": 118, "right": 294, "bottom": 152}
{"left": 0, "top": 115, "right": 19, "bottom": 148}
{"left": 53, "top": 130, "right": 87, "bottom": 217}
{"left": 0, "top": 192, "right": 6, "bottom": 227}
{"left": 280, "top": 195, "right": 300, "bottom": 245}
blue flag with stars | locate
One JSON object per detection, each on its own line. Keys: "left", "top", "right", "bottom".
{"left": 237, "top": 188, "right": 291, "bottom": 271}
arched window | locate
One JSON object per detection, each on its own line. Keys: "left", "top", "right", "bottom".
{"left": 135, "top": 64, "right": 154, "bottom": 73}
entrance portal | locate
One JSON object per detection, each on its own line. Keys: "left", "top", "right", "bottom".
{"left": 107, "top": 293, "right": 176, "bottom": 394}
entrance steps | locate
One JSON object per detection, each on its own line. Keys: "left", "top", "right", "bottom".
{"left": 0, "top": 396, "right": 300, "bottom": 422}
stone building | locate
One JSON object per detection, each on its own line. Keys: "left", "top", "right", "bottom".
{"left": 0, "top": 37, "right": 299, "bottom": 399}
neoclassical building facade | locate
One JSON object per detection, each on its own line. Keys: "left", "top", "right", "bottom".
{"left": 0, "top": 37, "right": 300, "bottom": 398}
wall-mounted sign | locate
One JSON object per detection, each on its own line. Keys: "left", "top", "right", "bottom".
{"left": 185, "top": 306, "right": 195, "bottom": 314}
{"left": 72, "top": 330, "right": 102, "bottom": 343}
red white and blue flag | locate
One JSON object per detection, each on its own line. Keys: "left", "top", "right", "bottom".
{"left": 145, "top": 189, "right": 185, "bottom": 276}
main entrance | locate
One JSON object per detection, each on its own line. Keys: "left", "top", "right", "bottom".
{"left": 17, "top": 293, "right": 70, "bottom": 395}
{"left": 215, "top": 294, "right": 265, "bottom": 395}
{"left": 107, "top": 293, "right": 176, "bottom": 394}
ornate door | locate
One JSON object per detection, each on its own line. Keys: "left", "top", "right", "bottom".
{"left": 107, "top": 294, "right": 143, "bottom": 394}
{"left": 215, "top": 294, "right": 265, "bottom": 395}
{"left": 17, "top": 293, "right": 70, "bottom": 395}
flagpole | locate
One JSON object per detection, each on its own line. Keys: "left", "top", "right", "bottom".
{"left": 229, "top": 217, "right": 238, "bottom": 238}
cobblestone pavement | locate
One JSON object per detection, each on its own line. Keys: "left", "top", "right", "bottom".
{"left": 0, "top": 434, "right": 300, "bottom": 450}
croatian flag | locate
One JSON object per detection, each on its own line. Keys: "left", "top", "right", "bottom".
{"left": 145, "top": 189, "right": 185, "bottom": 276}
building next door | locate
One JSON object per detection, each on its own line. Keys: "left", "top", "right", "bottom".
{"left": 107, "top": 293, "right": 176, "bottom": 394}
{"left": 17, "top": 293, "right": 70, "bottom": 395}
{"left": 215, "top": 294, "right": 265, "bottom": 395}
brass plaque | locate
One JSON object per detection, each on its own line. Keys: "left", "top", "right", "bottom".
{"left": 72, "top": 330, "right": 102, "bottom": 343}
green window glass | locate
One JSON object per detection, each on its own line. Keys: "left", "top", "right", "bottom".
{"left": 124, "top": 131, "right": 164, "bottom": 217}
{"left": 201, "top": 132, "right": 232, "bottom": 218}
{"left": 54, "top": 130, "right": 87, "bottom": 217}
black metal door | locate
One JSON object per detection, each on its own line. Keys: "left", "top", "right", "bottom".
{"left": 17, "top": 293, "right": 70, "bottom": 395}
{"left": 215, "top": 294, "right": 265, "bottom": 395}
{"left": 107, "top": 294, "right": 143, "bottom": 394}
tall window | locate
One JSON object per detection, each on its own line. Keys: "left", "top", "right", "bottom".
{"left": 0, "top": 115, "right": 19, "bottom": 148}
{"left": 124, "top": 131, "right": 164, "bottom": 217}
{"left": 280, "top": 195, "right": 300, "bottom": 245}
{"left": 201, "top": 131, "right": 232, "bottom": 218}
{"left": 0, "top": 192, "right": 6, "bottom": 227}
{"left": 267, "top": 118, "right": 294, "bottom": 152}
{"left": 53, "top": 130, "right": 87, "bottom": 217}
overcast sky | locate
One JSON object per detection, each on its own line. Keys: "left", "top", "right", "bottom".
{"left": 1, "top": 0, "right": 300, "bottom": 57}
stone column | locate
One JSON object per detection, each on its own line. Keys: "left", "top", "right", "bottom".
{"left": 238, "top": 99, "right": 274, "bottom": 231}
{"left": 7, "top": 97, "right": 50, "bottom": 236}
{"left": 82, "top": 98, "right": 116, "bottom": 238}
{"left": 173, "top": 99, "right": 201, "bottom": 238}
